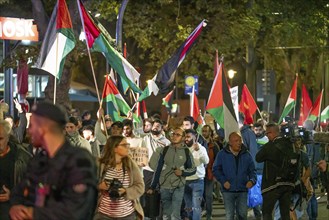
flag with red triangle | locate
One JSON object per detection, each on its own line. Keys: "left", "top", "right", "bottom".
{"left": 308, "top": 90, "right": 323, "bottom": 122}
{"left": 162, "top": 87, "right": 175, "bottom": 113}
{"left": 239, "top": 84, "right": 258, "bottom": 125}
{"left": 135, "top": 100, "right": 148, "bottom": 119}
{"left": 298, "top": 84, "right": 313, "bottom": 126}
{"left": 102, "top": 75, "right": 131, "bottom": 121}
{"left": 278, "top": 75, "right": 298, "bottom": 123}
{"left": 190, "top": 86, "right": 203, "bottom": 125}
{"left": 206, "top": 60, "right": 238, "bottom": 141}
{"left": 35, "top": 0, "right": 75, "bottom": 79}
{"left": 78, "top": 0, "right": 141, "bottom": 93}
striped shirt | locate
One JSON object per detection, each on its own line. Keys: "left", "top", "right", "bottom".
{"left": 98, "top": 167, "right": 134, "bottom": 218}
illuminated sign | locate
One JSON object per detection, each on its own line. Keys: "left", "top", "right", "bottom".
{"left": 0, "top": 17, "right": 39, "bottom": 41}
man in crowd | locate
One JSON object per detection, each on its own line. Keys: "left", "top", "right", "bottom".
{"left": 201, "top": 125, "right": 221, "bottom": 220}
{"left": 182, "top": 116, "right": 208, "bottom": 150}
{"left": 9, "top": 102, "right": 98, "bottom": 220}
{"left": 142, "top": 119, "right": 170, "bottom": 219}
{"left": 65, "top": 116, "right": 92, "bottom": 153}
{"left": 184, "top": 129, "right": 209, "bottom": 220}
{"left": 256, "top": 123, "right": 297, "bottom": 220}
{"left": 213, "top": 132, "right": 256, "bottom": 220}
{"left": 4, "top": 99, "right": 27, "bottom": 144}
{"left": 123, "top": 119, "right": 147, "bottom": 168}
{"left": 252, "top": 122, "right": 269, "bottom": 219}
{"left": 0, "top": 120, "right": 31, "bottom": 220}
{"left": 82, "top": 125, "right": 101, "bottom": 158}
{"left": 148, "top": 127, "right": 196, "bottom": 220}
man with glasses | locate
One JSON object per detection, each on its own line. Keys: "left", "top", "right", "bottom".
{"left": 148, "top": 127, "right": 196, "bottom": 220}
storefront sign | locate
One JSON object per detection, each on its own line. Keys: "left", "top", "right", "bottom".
{"left": 0, "top": 17, "right": 39, "bottom": 41}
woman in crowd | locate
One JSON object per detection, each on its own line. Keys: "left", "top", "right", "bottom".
{"left": 94, "top": 136, "right": 145, "bottom": 220}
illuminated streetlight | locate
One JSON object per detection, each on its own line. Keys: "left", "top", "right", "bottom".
{"left": 228, "top": 69, "right": 237, "bottom": 85}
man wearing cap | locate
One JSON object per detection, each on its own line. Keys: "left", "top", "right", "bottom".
{"left": 9, "top": 102, "right": 98, "bottom": 220}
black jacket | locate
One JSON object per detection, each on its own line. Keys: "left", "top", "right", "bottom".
{"left": 10, "top": 141, "right": 98, "bottom": 220}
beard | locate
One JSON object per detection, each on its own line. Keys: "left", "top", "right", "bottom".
{"left": 185, "top": 139, "right": 194, "bottom": 147}
{"left": 151, "top": 130, "right": 161, "bottom": 135}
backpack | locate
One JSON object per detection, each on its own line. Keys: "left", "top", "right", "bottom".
{"left": 162, "top": 145, "right": 191, "bottom": 168}
{"left": 275, "top": 143, "right": 301, "bottom": 183}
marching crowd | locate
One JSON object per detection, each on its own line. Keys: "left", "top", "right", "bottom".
{"left": 0, "top": 101, "right": 328, "bottom": 220}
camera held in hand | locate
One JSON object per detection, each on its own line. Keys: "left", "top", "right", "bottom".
{"left": 108, "top": 178, "right": 123, "bottom": 199}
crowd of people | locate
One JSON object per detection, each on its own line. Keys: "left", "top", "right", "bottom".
{"left": 0, "top": 100, "right": 328, "bottom": 220}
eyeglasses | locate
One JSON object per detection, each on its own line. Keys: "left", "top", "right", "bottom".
{"left": 171, "top": 133, "right": 183, "bottom": 137}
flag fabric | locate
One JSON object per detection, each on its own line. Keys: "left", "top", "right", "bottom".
{"left": 298, "top": 84, "right": 313, "bottom": 126}
{"left": 78, "top": 0, "right": 141, "bottom": 94}
{"left": 205, "top": 61, "right": 239, "bottom": 141}
{"left": 190, "top": 86, "right": 200, "bottom": 123}
{"left": 239, "top": 84, "right": 258, "bottom": 125}
{"left": 278, "top": 76, "right": 298, "bottom": 124}
{"left": 35, "top": 0, "right": 75, "bottom": 79}
{"left": 17, "top": 59, "right": 29, "bottom": 95}
{"left": 137, "top": 80, "right": 159, "bottom": 102}
{"left": 102, "top": 75, "right": 131, "bottom": 122}
{"left": 162, "top": 88, "right": 175, "bottom": 112}
{"left": 135, "top": 100, "right": 148, "bottom": 119}
{"left": 137, "top": 19, "right": 207, "bottom": 101}
{"left": 308, "top": 90, "right": 323, "bottom": 122}
{"left": 320, "top": 105, "right": 329, "bottom": 122}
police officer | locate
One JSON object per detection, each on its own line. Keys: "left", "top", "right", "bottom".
{"left": 9, "top": 102, "right": 98, "bottom": 220}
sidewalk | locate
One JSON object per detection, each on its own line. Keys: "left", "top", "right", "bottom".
{"left": 205, "top": 189, "right": 329, "bottom": 219}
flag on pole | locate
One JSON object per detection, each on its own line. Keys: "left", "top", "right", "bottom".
{"left": 138, "top": 20, "right": 207, "bottom": 101}
{"left": 320, "top": 105, "right": 329, "bottom": 122}
{"left": 239, "top": 84, "right": 258, "bottom": 125}
{"left": 35, "top": 0, "right": 75, "bottom": 79}
{"left": 308, "top": 90, "right": 323, "bottom": 122}
{"left": 78, "top": 0, "right": 141, "bottom": 94}
{"left": 135, "top": 100, "right": 148, "bottom": 119}
{"left": 206, "top": 61, "right": 238, "bottom": 141}
{"left": 162, "top": 87, "right": 175, "bottom": 112}
{"left": 102, "top": 75, "right": 131, "bottom": 121}
{"left": 278, "top": 76, "right": 298, "bottom": 124}
{"left": 137, "top": 80, "right": 159, "bottom": 102}
{"left": 298, "top": 84, "right": 313, "bottom": 126}
{"left": 190, "top": 86, "right": 200, "bottom": 122}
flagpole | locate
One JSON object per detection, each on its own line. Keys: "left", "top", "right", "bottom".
{"left": 293, "top": 73, "right": 298, "bottom": 121}
{"left": 316, "top": 89, "right": 324, "bottom": 130}
{"left": 77, "top": 0, "right": 101, "bottom": 105}
{"left": 53, "top": 11, "right": 59, "bottom": 105}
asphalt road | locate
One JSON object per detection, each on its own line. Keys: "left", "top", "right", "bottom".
{"left": 205, "top": 189, "right": 329, "bottom": 219}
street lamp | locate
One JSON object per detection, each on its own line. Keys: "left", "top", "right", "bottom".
{"left": 228, "top": 69, "right": 237, "bottom": 85}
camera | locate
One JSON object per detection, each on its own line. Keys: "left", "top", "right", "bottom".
{"left": 280, "top": 124, "right": 313, "bottom": 144}
{"left": 107, "top": 178, "right": 123, "bottom": 199}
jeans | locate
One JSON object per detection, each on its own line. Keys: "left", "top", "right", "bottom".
{"left": 222, "top": 191, "right": 248, "bottom": 220}
{"left": 184, "top": 179, "right": 204, "bottom": 220}
{"left": 306, "top": 193, "right": 318, "bottom": 220}
{"left": 204, "top": 178, "right": 214, "bottom": 219}
{"left": 161, "top": 186, "right": 185, "bottom": 220}
{"left": 262, "top": 186, "right": 293, "bottom": 220}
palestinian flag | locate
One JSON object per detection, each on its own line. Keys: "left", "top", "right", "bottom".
{"left": 162, "top": 87, "right": 175, "bottom": 112}
{"left": 278, "top": 76, "right": 298, "bottom": 124}
{"left": 138, "top": 20, "right": 206, "bottom": 102}
{"left": 78, "top": 0, "right": 141, "bottom": 94}
{"left": 239, "top": 84, "right": 258, "bottom": 125}
{"left": 102, "top": 75, "right": 131, "bottom": 122}
{"left": 206, "top": 61, "right": 238, "bottom": 141}
{"left": 298, "top": 84, "right": 313, "bottom": 126}
{"left": 137, "top": 80, "right": 159, "bottom": 102}
{"left": 320, "top": 105, "right": 329, "bottom": 122}
{"left": 35, "top": 0, "right": 75, "bottom": 79}
{"left": 308, "top": 90, "right": 323, "bottom": 122}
